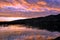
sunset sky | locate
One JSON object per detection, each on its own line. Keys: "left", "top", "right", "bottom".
{"left": 0, "top": 0, "right": 60, "bottom": 20}
{"left": 0, "top": 0, "right": 60, "bottom": 39}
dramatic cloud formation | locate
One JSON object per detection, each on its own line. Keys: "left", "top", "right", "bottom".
{"left": 0, "top": 0, "right": 60, "bottom": 17}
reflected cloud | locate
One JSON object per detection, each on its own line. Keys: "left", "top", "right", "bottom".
{"left": 0, "top": 25, "right": 60, "bottom": 40}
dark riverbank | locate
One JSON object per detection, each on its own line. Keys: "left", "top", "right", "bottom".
{"left": 0, "top": 14, "right": 60, "bottom": 32}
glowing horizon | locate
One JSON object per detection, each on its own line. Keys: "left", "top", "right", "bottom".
{"left": 0, "top": 17, "right": 27, "bottom": 21}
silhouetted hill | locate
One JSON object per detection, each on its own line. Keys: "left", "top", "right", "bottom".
{"left": 0, "top": 14, "right": 60, "bottom": 32}
{"left": 54, "top": 37, "right": 60, "bottom": 40}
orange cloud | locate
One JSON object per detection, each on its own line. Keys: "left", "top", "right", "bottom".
{"left": 44, "top": 6, "right": 60, "bottom": 12}
{"left": 0, "top": 0, "right": 60, "bottom": 12}
{"left": 37, "top": 1, "right": 47, "bottom": 5}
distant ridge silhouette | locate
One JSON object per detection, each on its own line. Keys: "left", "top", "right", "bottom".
{"left": 0, "top": 14, "right": 60, "bottom": 32}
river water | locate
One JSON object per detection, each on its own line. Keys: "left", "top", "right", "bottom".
{"left": 0, "top": 25, "right": 60, "bottom": 40}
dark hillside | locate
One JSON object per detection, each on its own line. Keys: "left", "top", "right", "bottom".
{"left": 0, "top": 14, "right": 60, "bottom": 32}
